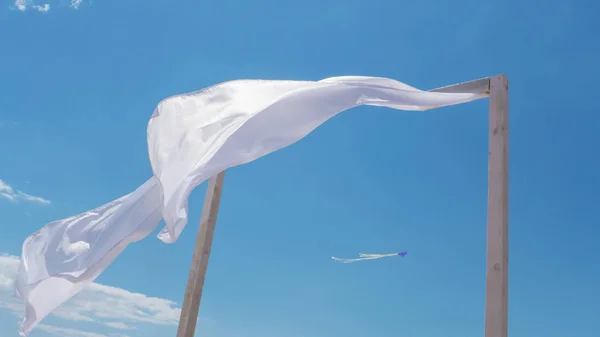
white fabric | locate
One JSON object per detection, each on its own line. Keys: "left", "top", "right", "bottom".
{"left": 15, "top": 76, "right": 486, "bottom": 335}
{"left": 148, "top": 76, "right": 485, "bottom": 243}
{"left": 15, "top": 178, "right": 162, "bottom": 336}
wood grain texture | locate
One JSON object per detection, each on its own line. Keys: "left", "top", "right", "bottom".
{"left": 176, "top": 171, "right": 226, "bottom": 337}
{"left": 485, "top": 74, "right": 509, "bottom": 337}
{"left": 429, "top": 77, "right": 490, "bottom": 95}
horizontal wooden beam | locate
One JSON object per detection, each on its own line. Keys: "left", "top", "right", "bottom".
{"left": 429, "top": 77, "right": 491, "bottom": 95}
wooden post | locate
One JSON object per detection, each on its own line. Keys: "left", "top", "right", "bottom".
{"left": 484, "top": 74, "right": 509, "bottom": 337}
{"left": 176, "top": 171, "right": 226, "bottom": 337}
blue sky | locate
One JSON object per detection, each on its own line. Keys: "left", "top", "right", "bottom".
{"left": 1, "top": 0, "right": 599, "bottom": 336}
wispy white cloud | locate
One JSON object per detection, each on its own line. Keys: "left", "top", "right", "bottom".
{"left": 0, "top": 255, "right": 182, "bottom": 332}
{"left": 0, "top": 255, "right": 19, "bottom": 289}
{"left": 33, "top": 3, "right": 50, "bottom": 11}
{"left": 71, "top": 0, "right": 83, "bottom": 9}
{"left": 0, "top": 179, "right": 50, "bottom": 205}
{"left": 12, "top": 0, "right": 27, "bottom": 11}
{"left": 10, "top": 0, "right": 91, "bottom": 11}
{"left": 104, "top": 322, "right": 136, "bottom": 330}
{"left": 38, "top": 324, "right": 114, "bottom": 337}
{"left": 11, "top": 0, "right": 50, "bottom": 11}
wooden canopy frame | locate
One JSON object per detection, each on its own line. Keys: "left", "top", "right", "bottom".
{"left": 175, "top": 74, "right": 509, "bottom": 337}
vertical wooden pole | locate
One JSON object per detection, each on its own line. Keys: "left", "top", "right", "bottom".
{"left": 176, "top": 171, "right": 226, "bottom": 337}
{"left": 484, "top": 74, "right": 509, "bottom": 337}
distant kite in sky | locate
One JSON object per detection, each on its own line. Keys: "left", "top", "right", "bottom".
{"left": 331, "top": 252, "right": 407, "bottom": 263}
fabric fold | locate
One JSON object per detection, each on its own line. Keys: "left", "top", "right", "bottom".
{"left": 16, "top": 178, "right": 163, "bottom": 336}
